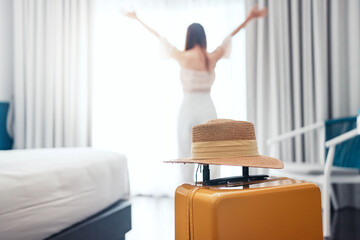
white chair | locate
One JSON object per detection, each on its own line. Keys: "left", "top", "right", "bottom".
{"left": 266, "top": 116, "right": 360, "bottom": 237}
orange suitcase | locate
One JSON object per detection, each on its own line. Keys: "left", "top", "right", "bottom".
{"left": 168, "top": 120, "right": 323, "bottom": 240}
{"left": 175, "top": 176, "right": 323, "bottom": 240}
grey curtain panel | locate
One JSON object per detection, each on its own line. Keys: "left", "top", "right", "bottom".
{"left": 246, "top": 0, "right": 360, "bottom": 207}
{"left": 12, "top": 0, "right": 94, "bottom": 149}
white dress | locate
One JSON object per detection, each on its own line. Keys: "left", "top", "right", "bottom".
{"left": 160, "top": 37, "right": 232, "bottom": 183}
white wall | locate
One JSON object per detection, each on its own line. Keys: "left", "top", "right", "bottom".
{"left": 0, "top": 0, "right": 13, "bottom": 101}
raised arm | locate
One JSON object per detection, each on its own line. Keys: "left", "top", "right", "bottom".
{"left": 121, "top": 10, "right": 161, "bottom": 38}
{"left": 211, "top": 5, "right": 267, "bottom": 61}
{"left": 122, "top": 10, "right": 182, "bottom": 61}
{"left": 230, "top": 5, "right": 267, "bottom": 37}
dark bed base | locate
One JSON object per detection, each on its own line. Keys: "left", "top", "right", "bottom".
{"left": 46, "top": 200, "right": 131, "bottom": 240}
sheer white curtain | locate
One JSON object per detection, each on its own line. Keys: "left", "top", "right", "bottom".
{"left": 246, "top": 0, "right": 360, "bottom": 207}
{"left": 245, "top": 0, "right": 329, "bottom": 163}
{"left": 12, "top": 0, "right": 93, "bottom": 149}
{"left": 93, "top": 0, "right": 246, "bottom": 196}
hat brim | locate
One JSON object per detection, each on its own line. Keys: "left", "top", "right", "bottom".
{"left": 164, "top": 155, "right": 284, "bottom": 169}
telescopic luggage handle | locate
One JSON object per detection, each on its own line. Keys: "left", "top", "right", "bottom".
{"left": 201, "top": 165, "right": 268, "bottom": 186}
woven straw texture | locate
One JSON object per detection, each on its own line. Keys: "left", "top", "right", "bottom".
{"left": 167, "top": 119, "right": 284, "bottom": 169}
{"left": 192, "top": 119, "right": 256, "bottom": 142}
{"left": 166, "top": 155, "right": 283, "bottom": 169}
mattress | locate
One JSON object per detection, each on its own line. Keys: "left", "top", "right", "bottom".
{"left": 0, "top": 148, "right": 130, "bottom": 240}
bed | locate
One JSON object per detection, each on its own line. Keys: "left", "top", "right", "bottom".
{"left": 0, "top": 148, "right": 131, "bottom": 240}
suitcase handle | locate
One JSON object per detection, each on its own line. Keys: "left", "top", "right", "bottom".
{"left": 202, "top": 165, "right": 268, "bottom": 186}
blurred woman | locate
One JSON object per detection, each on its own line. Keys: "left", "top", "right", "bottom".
{"left": 123, "top": 5, "right": 267, "bottom": 183}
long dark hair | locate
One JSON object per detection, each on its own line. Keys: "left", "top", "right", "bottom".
{"left": 185, "top": 23, "right": 209, "bottom": 70}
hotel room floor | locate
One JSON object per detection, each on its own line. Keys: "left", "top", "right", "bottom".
{"left": 127, "top": 196, "right": 360, "bottom": 240}
{"left": 127, "top": 196, "right": 174, "bottom": 240}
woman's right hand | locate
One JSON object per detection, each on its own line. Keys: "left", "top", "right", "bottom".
{"left": 247, "top": 4, "right": 267, "bottom": 20}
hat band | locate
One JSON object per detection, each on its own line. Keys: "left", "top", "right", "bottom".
{"left": 191, "top": 140, "right": 259, "bottom": 159}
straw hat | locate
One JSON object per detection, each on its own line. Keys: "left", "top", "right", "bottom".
{"left": 166, "top": 119, "right": 284, "bottom": 169}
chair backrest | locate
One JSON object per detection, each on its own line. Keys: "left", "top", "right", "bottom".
{"left": 0, "top": 102, "right": 13, "bottom": 150}
{"left": 325, "top": 116, "right": 360, "bottom": 169}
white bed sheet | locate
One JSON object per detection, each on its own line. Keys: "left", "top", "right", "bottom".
{"left": 0, "top": 148, "right": 130, "bottom": 240}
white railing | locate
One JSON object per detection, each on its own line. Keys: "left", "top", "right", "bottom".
{"left": 266, "top": 121, "right": 325, "bottom": 165}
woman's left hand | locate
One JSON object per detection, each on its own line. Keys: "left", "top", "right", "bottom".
{"left": 120, "top": 10, "right": 138, "bottom": 20}
{"left": 247, "top": 4, "right": 267, "bottom": 20}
